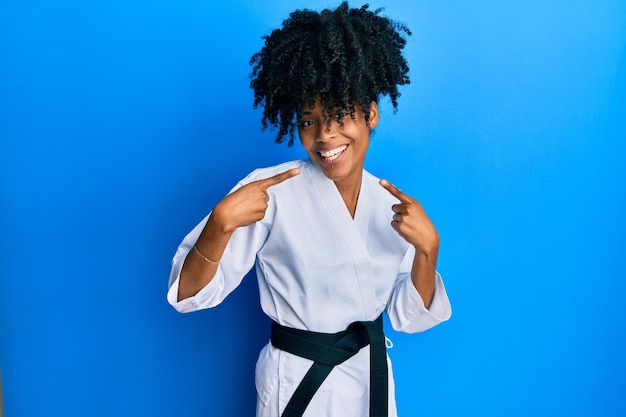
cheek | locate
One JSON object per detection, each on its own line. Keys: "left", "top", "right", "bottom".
{"left": 298, "top": 132, "right": 316, "bottom": 149}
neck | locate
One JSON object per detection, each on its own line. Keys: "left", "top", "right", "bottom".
{"left": 334, "top": 172, "right": 363, "bottom": 219}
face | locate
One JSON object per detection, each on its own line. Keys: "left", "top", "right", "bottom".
{"left": 298, "top": 98, "right": 379, "bottom": 187}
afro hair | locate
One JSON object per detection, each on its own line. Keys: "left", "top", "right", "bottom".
{"left": 249, "top": 2, "right": 411, "bottom": 145}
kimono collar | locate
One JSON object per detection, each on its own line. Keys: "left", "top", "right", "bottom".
{"left": 302, "top": 159, "right": 378, "bottom": 318}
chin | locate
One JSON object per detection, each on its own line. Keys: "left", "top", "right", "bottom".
{"left": 321, "top": 167, "right": 349, "bottom": 182}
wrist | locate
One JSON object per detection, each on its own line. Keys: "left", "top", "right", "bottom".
{"left": 414, "top": 246, "right": 438, "bottom": 262}
{"left": 414, "top": 234, "right": 439, "bottom": 257}
{"left": 210, "top": 203, "right": 237, "bottom": 234}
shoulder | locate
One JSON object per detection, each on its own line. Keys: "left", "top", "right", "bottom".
{"left": 362, "top": 169, "right": 381, "bottom": 185}
{"left": 237, "top": 160, "right": 306, "bottom": 185}
{"left": 362, "top": 169, "right": 398, "bottom": 205}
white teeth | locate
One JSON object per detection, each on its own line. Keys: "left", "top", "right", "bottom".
{"left": 320, "top": 145, "right": 347, "bottom": 161}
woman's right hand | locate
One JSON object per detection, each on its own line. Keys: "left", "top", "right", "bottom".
{"left": 178, "top": 167, "right": 300, "bottom": 301}
{"left": 211, "top": 168, "right": 300, "bottom": 233}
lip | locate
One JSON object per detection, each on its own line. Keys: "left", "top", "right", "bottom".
{"left": 317, "top": 144, "right": 349, "bottom": 166}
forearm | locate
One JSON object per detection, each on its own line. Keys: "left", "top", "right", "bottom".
{"left": 178, "top": 212, "right": 233, "bottom": 301}
{"left": 410, "top": 246, "right": 438, "bottom": 309}
{"left": 177, "top": 168, "right": 299, "bottom": 302}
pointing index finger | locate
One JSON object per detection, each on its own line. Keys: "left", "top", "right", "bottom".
{"left": 261, "top": 168, "right": 301, "bottom": 188}
{"left": 379, "top": 179, "right": 411, "bottom": 202}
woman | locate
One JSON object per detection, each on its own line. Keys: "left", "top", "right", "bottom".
{"left": 167, "top": 3, "right": 451, "bottom": 416}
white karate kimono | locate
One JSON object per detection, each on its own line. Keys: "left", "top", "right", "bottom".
{"left": 168, "top": 158, "right": 451, "bottom": 417}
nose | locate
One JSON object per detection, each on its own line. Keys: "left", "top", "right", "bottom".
{"left": 316, "top": 121, "right": 336, "bottom": 143}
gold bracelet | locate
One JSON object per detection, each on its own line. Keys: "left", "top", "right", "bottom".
{"left": 193, "top": 245, "right": 219, "bottom": 263}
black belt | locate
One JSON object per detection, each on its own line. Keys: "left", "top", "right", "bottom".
{"left": 270, "top": 314, "right": 388, "bottom": 417}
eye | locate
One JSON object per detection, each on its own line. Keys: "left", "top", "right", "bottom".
{"left": 334, "top": 110, "right": 349, "bottom": 123}
{"left": 299, "top": 120, "right": 314, "bottom": 128}
{"left": 334, "top": 111, "right": 347, "bottom": 121}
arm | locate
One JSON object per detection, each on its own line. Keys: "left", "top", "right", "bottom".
{"left": 379, "top": 179, "right": 439, "bottom": 309}
{"left": 177, "top": 212, "right": 233, "bottom": 301}
{"left": 177, "top": 168, "right": 300, "bottom": 302}
{"left": 410, "top": 245, "right": 438, "bottom": 309}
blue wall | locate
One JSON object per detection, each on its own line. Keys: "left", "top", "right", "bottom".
{"left": 1, "top": 1, "right": 624, "bottom": 416}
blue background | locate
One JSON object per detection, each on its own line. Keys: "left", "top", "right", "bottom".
{"left": 1, "top": 1, "right": 625, "bottom": 416}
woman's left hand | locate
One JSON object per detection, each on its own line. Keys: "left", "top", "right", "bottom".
{"left": 379, "top": 179, "right": 440, "bottom": 256}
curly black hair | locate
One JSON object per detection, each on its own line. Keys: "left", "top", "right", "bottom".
{"left": 249, "top": 2, "right": 411, "bottom": 146}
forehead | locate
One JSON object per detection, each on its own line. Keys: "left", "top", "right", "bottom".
{"left": 300, "top": 95, "right": 353, "bottom": 113}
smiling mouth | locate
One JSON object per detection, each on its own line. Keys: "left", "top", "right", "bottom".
{"left": 319, "top": 145, "right": 348, "bottom": 163}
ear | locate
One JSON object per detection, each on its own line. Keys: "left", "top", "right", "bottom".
{"left": 368, "top": 101, "right": 379, "bottom": 129}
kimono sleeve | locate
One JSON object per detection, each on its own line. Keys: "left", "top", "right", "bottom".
{"left": 166, "top": 184, "right": 271, "bottom": 313}
{"left": 386, "top": 246, "right": 452, "bottom": 333}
